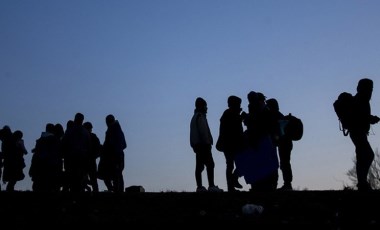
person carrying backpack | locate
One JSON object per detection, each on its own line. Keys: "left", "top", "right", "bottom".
{"left": 266, "top": 98, "right": 294, "bottom": 191}
{"left": 349, "top": 78, "right": 380, "bottom": 191}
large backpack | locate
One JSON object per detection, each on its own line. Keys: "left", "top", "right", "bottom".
{"left": 333, "top": 92, "right": 354, "bottom": 136}
{"left": 283, "top": 113, "right": 303, "bottom": 141}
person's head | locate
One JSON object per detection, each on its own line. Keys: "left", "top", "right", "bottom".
{"left": 74, "top": 112, "right": 84, "bottom": 125}
{"left": 247, "top": 91, "right": 266, "bottom": 113}
{"left": 195, "top": 97, "right": 207, "bottom": 113}
{"left": 13, "top": 130, "right": 23, "bottom": 140}
{"left": 227, "top": 95, "right": 242, "bottom": 111}
{"left": 66, "top": 120, "right": 74, "bottom": 130}
{"left": 106, "top": 114, "right": 116, "bottom": 127}
{"left": 247, "top": 91, "right": 257, "bottom": 104}
{"left": 54, "top": 123, "right": 64, "bottom": 138}
{"left": 83, "top": 121, "right": 93, "bottom": 132}
{"left": 0, "top": 125, "right": 12, "bottom": 139}
{"left": 266, "top": 98, "right": 279, "bottom": 112}
{"left": 46, "top": 123, "right": 55, "bottom": 134}
{"left": 357, "top": 78, "right": 373, "bottom": 99}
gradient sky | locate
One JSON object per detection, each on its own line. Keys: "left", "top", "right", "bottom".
{"left": 1, "top": 0, "right": 380, "bottom": 192}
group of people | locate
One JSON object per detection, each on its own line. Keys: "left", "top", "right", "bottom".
{"left": 0, "top": 113, "right": 127, "bottom": 193}
{"left": 0, "top": 78, "right": 379, "bottom": 193}
{"left": 189, "top": 78, "right": 380, "bottom": 192}
{"left": 190, "top": 92, "right": 295, "bottom": 192}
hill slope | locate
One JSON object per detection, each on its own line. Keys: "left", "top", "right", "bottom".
{"left": 0, "top": 190, "right": 379, "bottom": 229}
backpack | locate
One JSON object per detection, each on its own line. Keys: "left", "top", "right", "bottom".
{"left": 283, "top": 113, "right": 303, "bottom": 141}
{"left": 333, "top": 92, "right": 354, "bottom": 136}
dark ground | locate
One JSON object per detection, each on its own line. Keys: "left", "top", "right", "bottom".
{"left": 0, "top": 190, "right": 379, "bottom": 229}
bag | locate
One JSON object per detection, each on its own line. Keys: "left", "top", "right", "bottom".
{"left": 283, "top": 113, "right": 303, "bottom": 141}
{"left": 333, "top": 92, "right": 354, "bottom": 136}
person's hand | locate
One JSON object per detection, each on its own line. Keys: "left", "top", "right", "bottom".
{"left": 371, "top": 115, "right": 380, "bottom": 124}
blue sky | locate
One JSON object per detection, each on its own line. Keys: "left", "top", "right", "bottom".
{"left": 1, "top": 0, "right": 380, "bottom": 192}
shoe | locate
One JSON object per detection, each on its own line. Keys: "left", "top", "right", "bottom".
{"left": 208, "top": 185, "right": 223, "bottom": 192}
{"left": 278, "top": 184, "right": 293, "bottom": 191}
{"left": 196, "top": 186, "right": 207, "bottom": 193}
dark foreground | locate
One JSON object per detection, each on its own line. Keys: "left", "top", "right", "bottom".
{"left": 0, "top": 190, "right": 379, "bottom": 229}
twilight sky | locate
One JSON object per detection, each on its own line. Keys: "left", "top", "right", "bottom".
{"left": 1, "top": 0, "right": 380, "bottom": 192}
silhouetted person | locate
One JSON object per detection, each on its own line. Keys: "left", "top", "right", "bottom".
{"left": 29, "top": 123, "right": 63, "bottom": 192}
{"left": 237, "top": 92, "right": 278, "bottom": 192}
{"left": 61, "top": 113, "right": 91, "bottom": 192}
{"left": 1, "top": 127, "right": 26, "bottom": 191}
{"left": 267, "top": 98, "right": 294, "bottom": 190}
{"left": 83, "top": 121, "right": 101, "bottom": 192}
{"left": 190, "top": 97, "right": 223, "bottom": 192}
{"left": 60, "top": 120, "right": 74, "bottom": 192}
{"left": 54, "top": 123, "right": 65, "bottom": 140}
{"left": 349, "top": 78, "right": 380, "bottom": 191}
{"left": 98, "top": 114, "right": 127, "bottom": 192}
{"left": 216, "top": 95, "right": 244, "bottom": 192}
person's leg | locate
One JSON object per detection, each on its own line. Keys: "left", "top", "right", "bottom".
{"left": 88, "top": 161, "right": 99, "bottom": 192}
{"left": 278, "top": 139, "right": 293, "bottom": 189}
{"left": 224, "top": 151, "right": 235, "bottom": 191}
{"left": 6, "top": 180, "right": 16, "bottom": 191}
{"left": 351, "top": 132, "right": 375, "bottom": 190}
{"left": 114, "top": 155, "right": 125, "bottom": 193}
{"left": 204, "top": 150, "right": 216, "bottom": 188}
{"left": 195, "top": 152, "right": 205, "bottom": 188}
{"left": 104, "top": 179, "right": 114, "bottom": 191}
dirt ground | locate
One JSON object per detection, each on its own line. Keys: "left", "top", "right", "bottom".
{"left": 0, "top": 190, "right": 379, "bottom": 229}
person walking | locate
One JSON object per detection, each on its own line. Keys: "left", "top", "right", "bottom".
{"left": 349, "top": 78, "right": 380, "bottom": 191}
{"left": 190, "top": 97, "right": 223, "bottom": 192}
{"left": 216, "top": 95, "right": 244, "bottom": 192}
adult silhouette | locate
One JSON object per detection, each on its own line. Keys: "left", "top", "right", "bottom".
{"left": 29, "top": 123, "right": 62, "bottom": 192}
{"left": 0, "top": 126, "right": 26, "bottom": 191}
{"left": 61, "top": 113, "right": 91, "bottom": 192}
{"left": 98, "top": 114, "right": 127, "bottom": 192}
{"left": 216, "top": 95, "right": 244, "bottom": 192}
{"left": 236, "top": 91, "right": 279, "bottom": 191}
{"left": 83, "top": 121, "right": 101, "bottom": 192}
{"left": 267, "top": 98, "right": 294, "bottom": 190}
{"left": 190, "top": 97, "right": 223, "bottom": 192}
{"left": 349, "top": 78, "right": 380, "bottom": 191}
